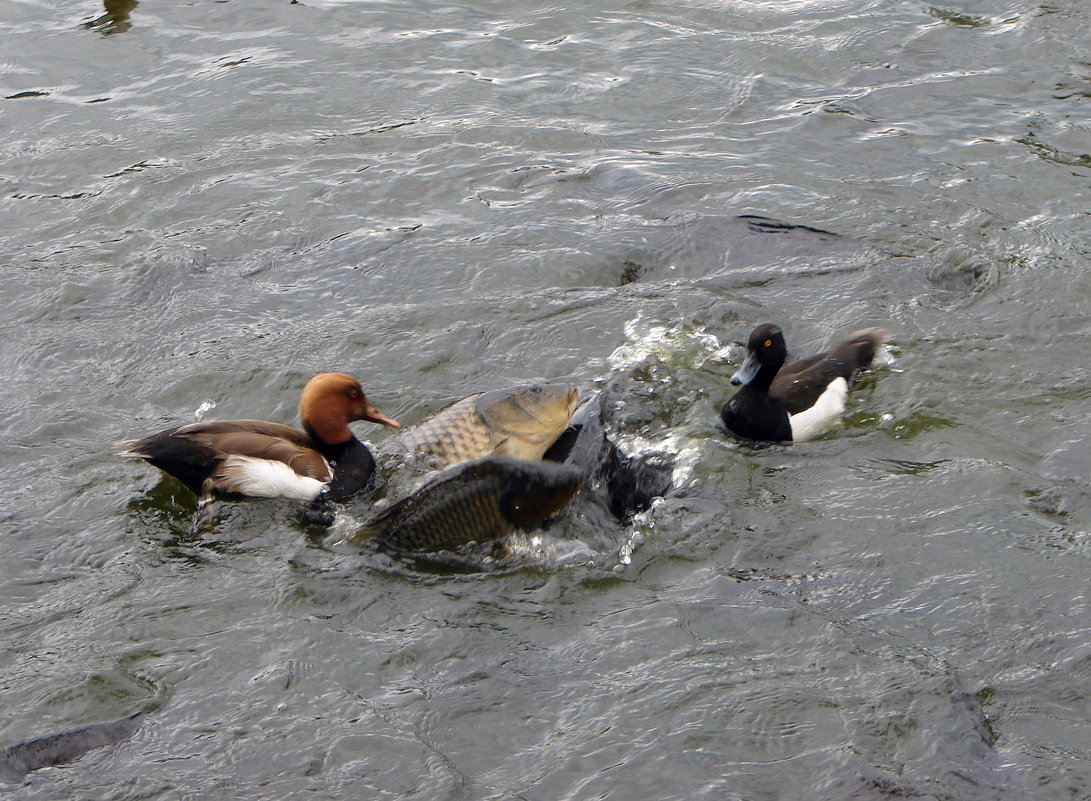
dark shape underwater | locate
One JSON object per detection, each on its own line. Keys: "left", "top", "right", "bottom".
{"left": 0, "top": 711, "right": 146, "bottom": 783}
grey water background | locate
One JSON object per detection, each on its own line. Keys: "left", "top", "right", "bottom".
{"left": 1, "top": 0, "right": 1089, "bottom": 797}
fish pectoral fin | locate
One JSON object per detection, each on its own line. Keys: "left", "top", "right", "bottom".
{"left": 518, "top": 430, "right": 551, "bottom": 445}
{"left": 354, "top": 496, "right": 407, "bottom": 542}
{"left": 355, "top": 521, "right": 387, "bottom": 541}
{"left": 493, "top": 433, "right": 559, "bottom": 461}
{"left": 490, "top": 437, "right": 514, "bottom": 456}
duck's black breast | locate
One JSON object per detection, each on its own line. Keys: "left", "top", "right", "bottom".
{"left": 721, "top": 386, "right": 793, "bottom": 442}
{"left": 322, "top": 436, "right": 378, "bottom": 502}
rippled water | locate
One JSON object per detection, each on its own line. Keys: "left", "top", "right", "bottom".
{"left": 2, "top": 0, "right": 1089, "bottom": 798}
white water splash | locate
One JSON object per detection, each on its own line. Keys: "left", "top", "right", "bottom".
{"left": 505, "top": 532, "right": 597, "bottom": 566}
{"left": 873, "top": 342, "right": 897, "bottom": 369}
{"left": 615, "top": 526, "right": 646, "bottom": 569}
{"left": 608, "top": 314, "right": 733, "bottom": 372}
{"left": 194, "top": 399, "right": 217, "bottom": 421}
{"left": 321, "top": 511, "right": 364, "bottom": 552}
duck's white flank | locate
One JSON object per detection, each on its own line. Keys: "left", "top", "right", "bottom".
{"left": 214, "top": 455, "right": 328, "bottom": 500}
{"left": 788, "top": 377, "right": 848, "bottom": 442}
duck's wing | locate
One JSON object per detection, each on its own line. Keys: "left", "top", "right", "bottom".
{"left": 166, "top": 421, "right": 331, "bottom": 481}
{"left": 772, "top": 329, "right": 888, "bottom": 415}
{"left": 171, "top": 419, "right": 312, "bottom": 445}
{"left": 777, "top": 353, "right": 824, "bottom": 378}
{"left": 772, "top": 359, "right": 848, "bottom": 415}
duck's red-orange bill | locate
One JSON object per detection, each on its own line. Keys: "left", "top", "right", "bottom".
{"left": 365, "top": 405, "right": 400, "bottom": 428}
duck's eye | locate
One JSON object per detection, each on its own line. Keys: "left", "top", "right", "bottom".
{"left": 530, "top": 384, "right": 542, "bottom": 394}
{"left": 346, "top": 387, "right": 361, "bottom": 399}
{"left": 763, "top": 339, "right": 772, "bottom": 348}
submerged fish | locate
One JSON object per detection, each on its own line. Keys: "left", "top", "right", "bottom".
{"left": 386, "top": 383, "right": 578, "bottom": 471}
{"left": 0, "top": 711, "right": 146, "bottom": 783}
{"left": 359, "top": 456, "right": 583, "bottom": 553}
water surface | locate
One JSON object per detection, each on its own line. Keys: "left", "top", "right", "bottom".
{"left": 1, "top": 1, "right": 1089, "bottom": 798}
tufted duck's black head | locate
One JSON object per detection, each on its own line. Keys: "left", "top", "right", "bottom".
{"left": 731, "top": 323, "right": 787, "bottom": 388}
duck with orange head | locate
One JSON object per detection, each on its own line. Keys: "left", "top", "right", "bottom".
{"left": 120, "top": 373, "right": 399, "bottom": 513}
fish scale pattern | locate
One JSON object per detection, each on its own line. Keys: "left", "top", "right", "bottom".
{"left": 379, "top": 469, "right": 509, "bottom": 552}
{"left": 395, "top": 397, "right": 500, "bottom": 469}
{"left": 368, "top": 457, "right": 584, "bottom": 554}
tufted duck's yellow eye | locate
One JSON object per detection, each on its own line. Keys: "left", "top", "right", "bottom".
{"left": 763, "top": 339, "right": 772, "bottom": 348}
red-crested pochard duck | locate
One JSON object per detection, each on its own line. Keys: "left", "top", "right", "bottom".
{"left": 119, "top": 373, "right": 399, "bottom": 506}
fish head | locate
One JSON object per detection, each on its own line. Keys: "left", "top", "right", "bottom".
{"left": 498, "top": 459, "right": 584, "bottom": 528}
{"left": 476, "top": 383, "right": 578, "bottom": 459}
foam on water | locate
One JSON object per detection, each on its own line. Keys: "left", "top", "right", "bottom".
{"left": 194, "top": 399, "right": 217, "bottom": 421}
{"left": 608, "top": 314, "right": 733, "bottom": 372}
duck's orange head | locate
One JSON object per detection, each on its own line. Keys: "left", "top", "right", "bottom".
{"left": 300, "top": 372, "right": 400, "bottom": 445}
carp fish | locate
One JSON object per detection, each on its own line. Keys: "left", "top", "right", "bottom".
{"left": 385, "top": 383, "right": 578, "bottom": 471}
{"left": 360, "top": 456, "right": 583, "bottom": 554}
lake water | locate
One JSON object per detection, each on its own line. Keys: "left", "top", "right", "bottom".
{"left": 1, "top": 0, "right": 1089, "bottom": 798}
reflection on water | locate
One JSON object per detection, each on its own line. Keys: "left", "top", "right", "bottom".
{"left": 82, "top": 0, "right": 138, "bottom": 36}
